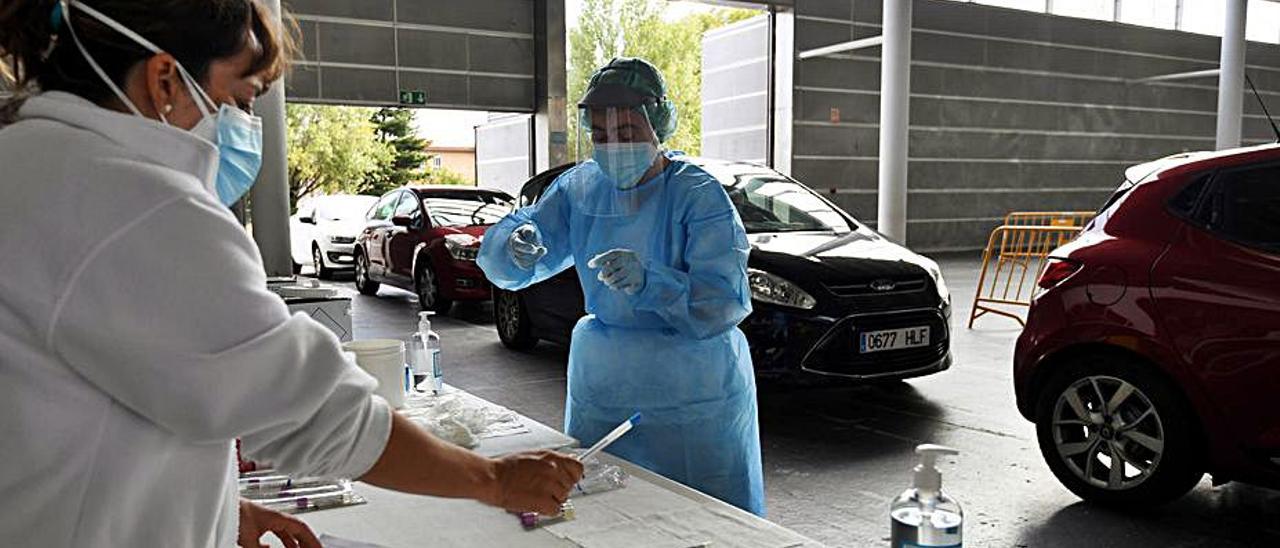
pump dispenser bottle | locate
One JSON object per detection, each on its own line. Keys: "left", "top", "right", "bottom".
{"left": 889, "top": 444, "right": 963, "bottom": 548}
{"left": 408, "top": 311, "right": 443, "bottom": 395}
{"left": 420, "top": 312, "right": 442, "bottom": 394}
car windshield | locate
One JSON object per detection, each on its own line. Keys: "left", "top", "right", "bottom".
{"left": 422, "top": 192, "right": 515, "bottom": 227}
{"left": 316, "top": 196, "right": 378, "bottom": 221}
{"left": 724, "top": 176, "right": 855, "bottom": 234}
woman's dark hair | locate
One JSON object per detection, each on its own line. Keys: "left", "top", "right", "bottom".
{"left": 1, "top": 0, "right": 296, "bottom": 117}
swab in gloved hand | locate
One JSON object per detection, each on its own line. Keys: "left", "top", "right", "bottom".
{"left": 508, "top": 224, "right": 547, "bottom": 270}
{"left": 587, "top": 249, "right": 645, "bottom": 295}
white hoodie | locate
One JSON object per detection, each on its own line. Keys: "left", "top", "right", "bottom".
{"left": 0, "top": 92, "right": 391, "bottom": 546}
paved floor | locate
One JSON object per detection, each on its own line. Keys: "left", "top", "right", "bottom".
{"left": 309, "top": 255, "right": 1280, "bottom": 547}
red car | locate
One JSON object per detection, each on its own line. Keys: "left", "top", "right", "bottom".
{"left": 1014, "top": 143, "right": 1280, "bottom": 506}
{"left": 353, "top": 186, "right": 515, "bottom": 313}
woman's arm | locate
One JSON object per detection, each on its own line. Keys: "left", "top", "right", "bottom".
{"left": 478, "top": 174, "right": 576, "bottom": 290}
{"left": 358, "top": 414, "right": 582, "bottom": 516}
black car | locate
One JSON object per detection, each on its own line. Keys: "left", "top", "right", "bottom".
{"left": 494, "top": 158, "right": 953, "bottom": 382}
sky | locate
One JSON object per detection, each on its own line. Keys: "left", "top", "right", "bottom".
{"left": 565, "top": 0, "right": 723, "bottom": 29}
{"left": 413, "top": 109, "right": 492, "bottom": 148}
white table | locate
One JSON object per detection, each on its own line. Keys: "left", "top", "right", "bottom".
{"left": 286, "top": 390, "right": 824, "bottom": 548}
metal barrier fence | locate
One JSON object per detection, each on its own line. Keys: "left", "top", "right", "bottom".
{"left": 1002, "top": 211, "right": 1096, "bottom": 228}
{"left": 968, "top": 212, "right": 1094, "bottom": 328}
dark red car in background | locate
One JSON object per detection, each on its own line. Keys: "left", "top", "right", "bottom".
{"left": 1015, "top": 144, "right": 1280, "bottom": 506}
{"left": 354, "top": 186, "right": 515, "bottom": 313}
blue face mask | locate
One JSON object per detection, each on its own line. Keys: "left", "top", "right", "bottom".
{"left": 594, "top": 141, "right": 659, "bottom": 190}
{"left": 61, "top": 0, "right": 264, "bottom": 206}
{"left": 194, "top": 104, "right": 264, "bottom": 206}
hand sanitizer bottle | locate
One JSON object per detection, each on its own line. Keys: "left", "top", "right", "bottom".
{"left": 417, "top": 311, "right": 443, "bottom": 395}
{"left": 890, "top": 444, "right": 963, "bottom": 548}
{"left": 406, "top": 332, "right": 425, "bottom": 392}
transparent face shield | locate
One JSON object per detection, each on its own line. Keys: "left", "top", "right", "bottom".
{"left": 568, "top": 105, "right": 664, "bottom": 217}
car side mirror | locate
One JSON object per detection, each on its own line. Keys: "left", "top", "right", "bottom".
{"left": 299, "top": 216, "right": 315, "bottom": 225}
{"left": 391, "top": 216, "right": 414, "bottom": 228}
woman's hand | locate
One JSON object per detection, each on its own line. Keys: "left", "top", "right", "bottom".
{"left": 238, "top": 498, "right": 321, "bottom": 548}
{"left": 487, "top": 451, "right": 585, "bottom": 515}
{"left": 588, "top": 249, "right": 646, "bottom": 295}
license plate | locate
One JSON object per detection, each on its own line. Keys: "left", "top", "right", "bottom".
{"left": 859, "top": 326, "right": 930, "bottom": 354}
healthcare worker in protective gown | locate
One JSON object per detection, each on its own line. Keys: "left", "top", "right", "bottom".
{"left": 478, "top": 57, "right": 765, "bottom": 516}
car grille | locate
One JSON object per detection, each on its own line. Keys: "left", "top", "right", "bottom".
{"left": 330, "top": 236, "right": 356, "bottom": 244}
{"left": 802, "top": 308, "right": 949, "bottom": 378}
{"left": 824, "top": 277, "right": 927, "bottom": 297}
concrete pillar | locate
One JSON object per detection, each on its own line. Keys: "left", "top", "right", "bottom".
{"left": 1215, "top": 0, "right": 1247, "bottom": 150}
{"left": 877, "top": 0, "right": 911, "bottom": 244}
{"left": 534, "top": 0, "right": 568, "bottom": 173}
{"left": 770, "top": 9, "right": 795, "bottom": 175}
{"left": 250, "top": 0, "right": 293, "bottom": 277}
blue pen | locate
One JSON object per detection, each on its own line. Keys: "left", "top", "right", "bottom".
{"left": 578, "top": 413, "right": 642, "bottom": 462}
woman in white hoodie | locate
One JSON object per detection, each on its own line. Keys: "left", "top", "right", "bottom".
{"left": 0, "top": 2, "right": 582, "bottom": 547}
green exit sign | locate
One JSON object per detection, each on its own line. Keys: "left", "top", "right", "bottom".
{"left": 399, "top": 89, "right": 427, "bottom": 106}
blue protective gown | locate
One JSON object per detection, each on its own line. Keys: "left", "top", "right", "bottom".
{"left": 478, "top": 155, "right": 765, "bottom": 516}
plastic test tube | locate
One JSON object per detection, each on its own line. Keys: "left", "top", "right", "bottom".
{"left": 519, "top": 502, "right": 575, "bottom": 530}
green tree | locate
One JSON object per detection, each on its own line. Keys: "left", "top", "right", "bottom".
{"left": 421, "top": 166, "right": 471, "bottom": 186}
{"left": 286, "top": 104, "right": 393, "bottom": 208}
{"left": 366, "top": 108, "right": 429, "bottom": 196}
{"left": 568, "top": 0, "right": 759, "bottom": 158}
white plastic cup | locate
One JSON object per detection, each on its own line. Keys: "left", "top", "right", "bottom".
{"left": 342, "top": 339, "right": 407, "bottom": 408}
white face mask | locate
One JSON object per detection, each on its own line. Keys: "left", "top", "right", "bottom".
{"left": 59, "top": 0, "right": 265, "bottom": 206}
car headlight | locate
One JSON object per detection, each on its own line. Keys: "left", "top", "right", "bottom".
{"left": 329, "top": 235, "right": 356, "bottom": 244}
{"left": 444, "top": 234, "right": 480, "bottom": 262}
{"left": 748, "top": 269, "right": 816, "bottom": 310}
{"left": 920, "top": 258, "right": 951, "bottom": 307}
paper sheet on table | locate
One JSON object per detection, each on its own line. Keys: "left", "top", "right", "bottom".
{"left": 549, "top": 506, "right": 808, "bottom": 548}
{"left": 318, "top": 533, "right": 389, "bottom": 548}
{"left": 646, "top": 506, "right": 810, "bottom": 548}
{"left": 546, "top": 478, "right": 700, "bottom": 538}
{"left": 545, "top": 480, "right": 807, "bottom": 548}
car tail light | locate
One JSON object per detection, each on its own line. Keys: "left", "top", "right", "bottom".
{"left": 1038, "top": 258, "right": 1082, "bottom": 290}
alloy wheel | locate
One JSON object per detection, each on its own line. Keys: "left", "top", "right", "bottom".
{"left": 1052, "top": 375, "right": 1165, "bottom": 491}
{"left": 497, "top": 291, "right": 521, "bottom": 340}
{"left": 313, "top": 247, "right": 326, "bottom": 278}
{"left": 417, "top": 267, "right": 437, "bottom": 309}
{"left": 355, "top": 256, "right": 369, "bottom": 289}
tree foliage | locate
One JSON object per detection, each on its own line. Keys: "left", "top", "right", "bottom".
{"left": 286, "top": 104, "right": 393, "bottom": 208}
{"left": 421, "top": 166, "right": 471, "bottom": 186}
{"left": 568, "top": 0, "right": 759, "bottom": 158}
{"left": 366, "top": 108, "right": 429, "bottom": 195}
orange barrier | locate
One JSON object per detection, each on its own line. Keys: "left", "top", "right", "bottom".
{"left": 1003, "top": 211, "right": 1096, "bottom": 228}
{"left": 968, "top": 212, "right": 1094, "bottom": 328}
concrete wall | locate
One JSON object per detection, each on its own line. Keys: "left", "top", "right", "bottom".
{"left": 702, "top": 15, "right": 771, "bottom": 163}
{"left": 285, "top": 0, "right": 537, "bottom": 111}
{"left": 790, "top": 0, "right": 1280, "bottom": 252}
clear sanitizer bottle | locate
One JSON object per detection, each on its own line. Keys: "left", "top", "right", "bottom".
{"left": 890, "top": 444, "right": 963, "bottom": 548}
{"left": 416, "top": 311, "right": 443, "bottom": 395}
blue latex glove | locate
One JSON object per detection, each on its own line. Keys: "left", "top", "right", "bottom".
{"left": 588, "top": 249, "right": 646, "bottom": 295}
{"left": 508, "top": 224, "right": 547, "bottom": 270}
